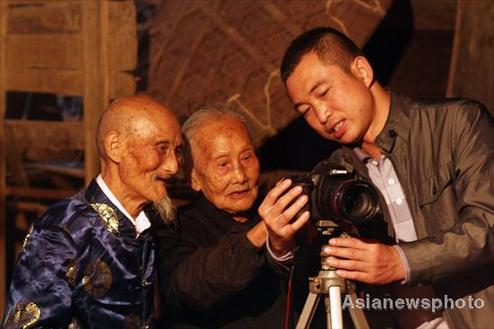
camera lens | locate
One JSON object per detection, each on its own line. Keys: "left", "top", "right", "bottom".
{"left": 317, "top": 178, "right": 380, "bottom": 225}
{"left": 341, "top": 183, "right": 379, "bottom": 224}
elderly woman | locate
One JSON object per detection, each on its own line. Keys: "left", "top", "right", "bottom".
{"left": 156, "top": 105, "right": 308, "bottom": 329}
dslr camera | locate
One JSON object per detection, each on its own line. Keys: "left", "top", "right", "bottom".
{"left": 288, "top": 160, "right": 381, "bottom": 226}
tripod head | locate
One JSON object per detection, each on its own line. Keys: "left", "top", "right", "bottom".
{"left": 309, "top": 219, "right": 347, "bottom": 293}
{"left": 313, "top": 219, "right": 359, "bottom": 239}
{"left": 297, "top": 219, "right": 370, "bottom": 329}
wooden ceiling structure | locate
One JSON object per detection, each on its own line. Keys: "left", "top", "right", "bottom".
{"left": 145, "top": 0, "right": 393, "bottom": 147}
{"left": 144, "top": 0, "right": 494, "bottom": 147}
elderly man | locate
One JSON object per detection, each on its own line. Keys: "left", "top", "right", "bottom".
{"left": 156, "top": 105, "right": 307, "bottom": 328}
{"left": 3, "top": 95, "right": 182, "bottom": 328}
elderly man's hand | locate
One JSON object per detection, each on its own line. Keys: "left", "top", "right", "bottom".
{"left": 322, "top": 237, "right": 406, "bottom": 284}
{"left": 258, "top": 179, "right": 310, "bottom": 257}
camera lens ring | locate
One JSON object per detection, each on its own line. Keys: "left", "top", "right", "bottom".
{"left": 326, "top": 180, "right": 380, "bottom": 224}
{"left": 341, "top": 181, "right": 380, "bottom": 224}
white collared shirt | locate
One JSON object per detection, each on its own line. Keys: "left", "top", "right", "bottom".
{"left": 96, "top": 175, "right": 151, "bottom": 234}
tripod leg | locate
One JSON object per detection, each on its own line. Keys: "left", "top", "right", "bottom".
{"left": 296, "top": 291, "right": 321, "bottom": 329}
{"left": 324, "top": 296, "right": 332, "bottom": 329}
{"left": 327, "top": 286, "right": 343, "bottom": 329}
{"left": 347, "top": 291, "right": 369, "bottom": 329}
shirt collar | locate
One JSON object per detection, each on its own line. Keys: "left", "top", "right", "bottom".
{"left": 352, "top": 147, "right": 386, "bottom": 165}
{"left": 96, "top": 175, "right": 151, "bottom": 234}
{"left": 353, "top": 147, "right": 371, "bottom": 163}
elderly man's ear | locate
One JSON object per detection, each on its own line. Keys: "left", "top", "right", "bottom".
{"left": 190, "top": 169, "right": 202, "bottom": 192}
{"left": 104, "top": 131, "right": 124, "bottom": 163}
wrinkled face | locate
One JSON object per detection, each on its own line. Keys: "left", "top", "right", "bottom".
{"left": 191, "top": 118, "right": 260, "bottom": 214}
{"left": 119, "top": 111, "right": 182, "bottom": 205}
{"left": 286, "top": 52, "right": 375, "bottom": 144}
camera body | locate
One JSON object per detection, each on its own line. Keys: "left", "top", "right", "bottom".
{"left": 288, "top": 160, "right": 381, "bottom": 226}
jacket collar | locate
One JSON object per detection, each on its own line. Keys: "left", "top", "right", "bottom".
{"left": 85, "top": 178, "right": 151, "bottom": 238}
{"left": 194, "top": 193, "right": 259, "bottom": 232}
{"left": 375, "top": 92, "right": 411, "bottom": 154}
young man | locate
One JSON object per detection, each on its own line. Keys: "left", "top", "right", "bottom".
{"left": 272, "top": 27, "right": 493, "bottom": 329}
{"left": 3, "top": 95, "right": 182, "bottom": 328}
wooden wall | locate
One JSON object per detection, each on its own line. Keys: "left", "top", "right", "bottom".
{"left": 0, "top": 0, "right": 136, "bottom": 314}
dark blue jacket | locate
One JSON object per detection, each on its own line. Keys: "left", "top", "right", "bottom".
{"left": 3, "top": 179, "right": 155, "bottom": 328}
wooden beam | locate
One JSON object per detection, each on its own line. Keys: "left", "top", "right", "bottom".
{"left": 108, "top": 1, "right": 136, "bottom": 99}
{"left": 7, "top": 0, "right": 82, "bottom": 34}
{"left": 6, "top": 34, "right": 83, "bottom": 70}
{"left": 5, "top": 187, "right": 78, "bottom": 200}
{"left": 82, "top": 0, "right": 109, "bottom": 185}
{"left": 5, "top": 33, "right": 84, "bottom": 94}
{"left": 0, "top": 0, "right": 8, "bottom": 315}
{"left": 6, "top": 67, "right": 83, "bottom": 95}
{"left": 4, "top": 120, "right": 84, "bottom": 150}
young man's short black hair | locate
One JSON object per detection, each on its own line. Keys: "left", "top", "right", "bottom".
{"left": 280, "top": 27, "right": 363, "bottom": 83}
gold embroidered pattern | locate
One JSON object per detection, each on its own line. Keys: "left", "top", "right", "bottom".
{"left": 3, "top": 301, "right": 40, "bottom": 329}
{"left": 66, "top": 260, "right": 78, "bottom": 287}
{"left": 90, "top": 203, "right": 119, "bottom": 233}
{"left": 21, "top": 224, "right": 34, "bottom": 249}
{"left": 82, "top": 260, "right": 112, "bottom": 298}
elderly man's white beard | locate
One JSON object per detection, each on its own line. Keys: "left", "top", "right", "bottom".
{"left": 153, "top": 193, "right": 176, "bottom": 223}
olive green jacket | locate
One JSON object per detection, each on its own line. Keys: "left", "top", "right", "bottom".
{"left": 330, "top": 92, "right": 494, "bottom": 329}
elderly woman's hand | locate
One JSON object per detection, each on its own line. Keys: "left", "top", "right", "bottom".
{"left": 258, "top": 179, "right": 310, "bottom": 257}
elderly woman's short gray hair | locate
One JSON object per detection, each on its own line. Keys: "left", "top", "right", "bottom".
{"left": 182, "top": 104, "right": 250, "bottom": 142}
{"left": 181, "top": 104, "right": 252, "bottom": 180}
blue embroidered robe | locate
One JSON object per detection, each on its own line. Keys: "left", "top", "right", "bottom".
{"left": 3, "top": 179, "right": 155, "bottom": 328}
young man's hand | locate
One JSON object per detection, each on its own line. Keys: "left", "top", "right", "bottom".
{"left": 321, "top": 236, "right": 406, "bottom": 284}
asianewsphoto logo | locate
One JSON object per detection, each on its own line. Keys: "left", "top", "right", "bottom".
{"left": 342, "top": 294, "right": 485, "bottom": 313}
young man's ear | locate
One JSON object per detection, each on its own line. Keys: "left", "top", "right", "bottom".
{"left": 104, "top": 131, "right": 123, "bottom": 163}
{"left": 190, "top": 169, "right": 202, "bottom": 192}
{"left": 352, "top": 56, "right": 374, "bottom": 88}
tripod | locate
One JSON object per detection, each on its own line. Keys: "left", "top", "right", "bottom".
{"left": 296, "top": 221, "right": 369, "bottom": 329}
